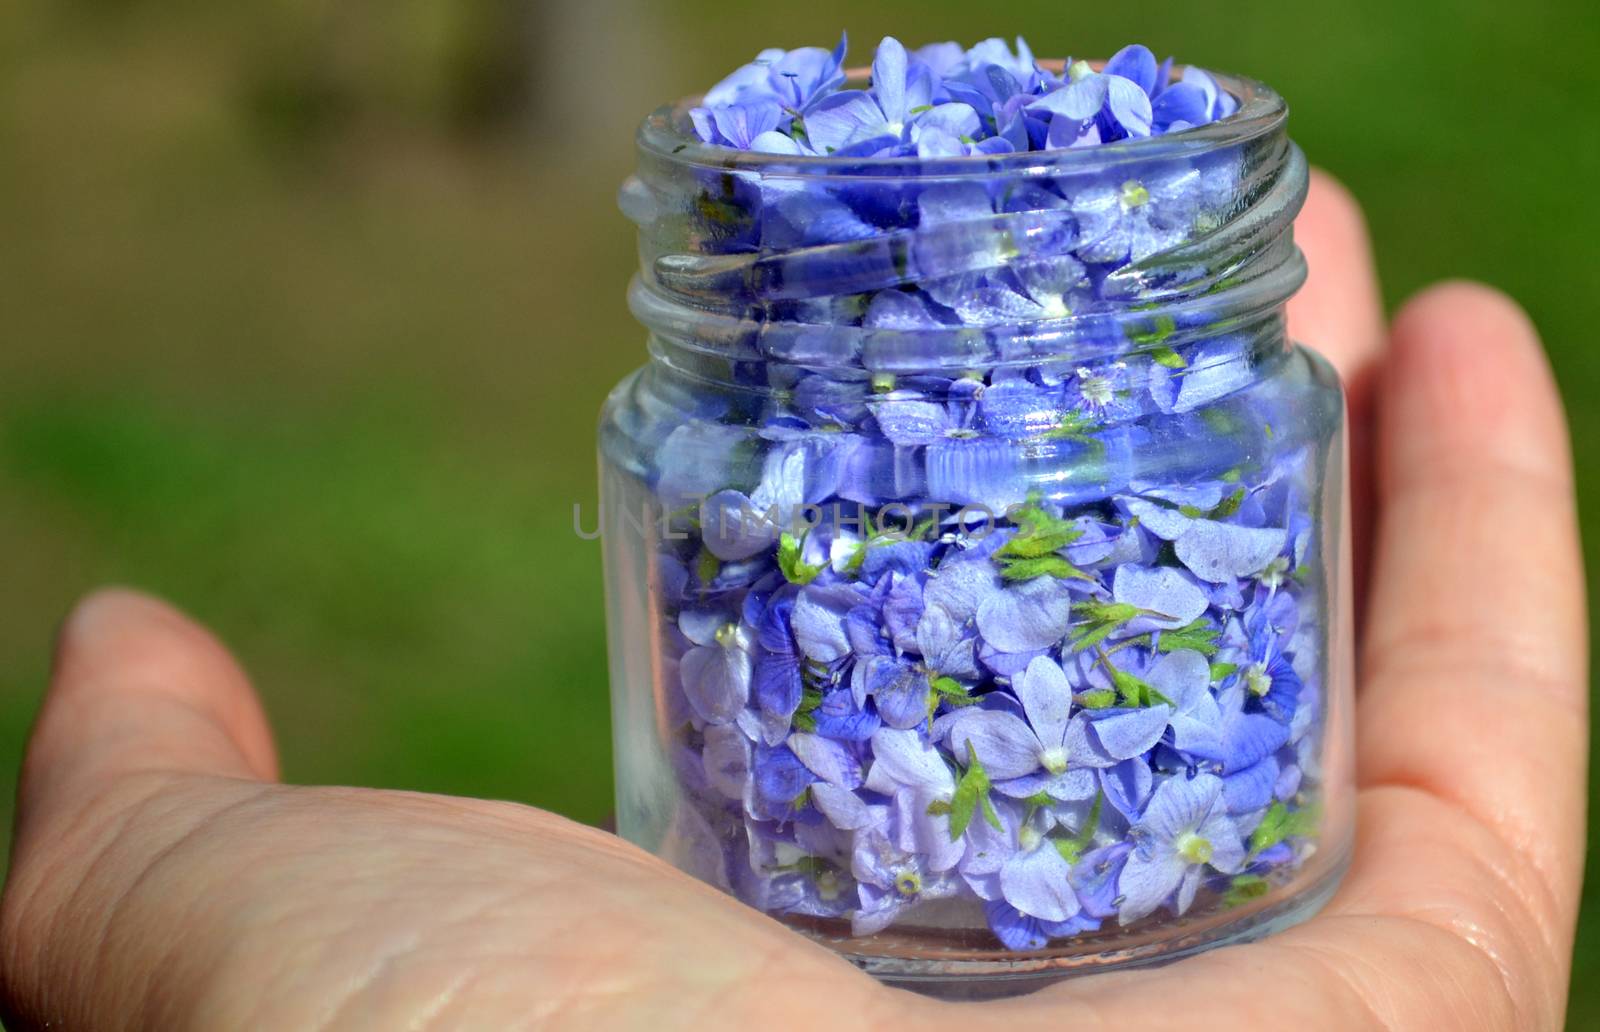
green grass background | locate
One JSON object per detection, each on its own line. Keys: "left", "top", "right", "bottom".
{"left": 1, "top": 0, "right": 1596, "bottom": 1020}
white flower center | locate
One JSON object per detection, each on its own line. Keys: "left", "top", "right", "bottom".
{"left": 1258, "top": 556, "right": 1290, "bottom": 588}
{"left": 1176, "top": 831, "right": 1213, "bottom": 865}
{"left": 1120, "top": 179, "right": 1151, "bottom": 209}
{"left": 1018, "top": 825, "right": 1042, "bottom": 852}
{"left": 1040, "top": 746, "right": 1069, "bottom": 776}
{"left": 1245, "top": 663, "right": 1272, "bottom": 697}
{"left": 1077, "top": 368, "right": 1114, "bottom": 407}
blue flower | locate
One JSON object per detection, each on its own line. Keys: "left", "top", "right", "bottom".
{"left": 677, "top": 607, "right": 753, "bottom": 724}
{"left": 1028, "top": 57, "right": 1152, "bottom": 148}
{"left": 804, "top": 38, "right": 982, "bottom": 158}
{"left": 945, "top": 656, "right": 1079, "bottom": 782}
{"left": 702, "top": 34, "right": 848, "bottom": 114}
{"left": 1223, "top": 588, "right": 1304, "bottom": 724}
{"left": 1119, "top": 485, "right": 1289, "bottom": 584}
{"left": 985, "top": 898, "right": 1099, "bottom": 951}
{"left": 1152, "top": 66, "right": 1238, "bottom": 132}
{"left": 659, "top": 35, "right": 1324, "bottom": 946}
{"left": 850, "top": 808, "right": 964, "bottom": 934}
{"left": 1117, "top": 773, "right": 1244, "bottom": 923}
{"left": 689, "top": 100, "right": 792, "bottom": 151}
{"left": 861, "top": 727, "right": 969, "bottom": 872}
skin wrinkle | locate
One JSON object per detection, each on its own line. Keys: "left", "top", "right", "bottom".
{"left": 1277, "top": 921, "right": 1475, "bottom": 1030}
{"left": 98, "top": 785, "right": 279, "bottom": 1031}
{"left": 1367, "top": 914, "right": 1523, "bottom": 1026}
{"left": 1357, "top": 762, "right": 1575, "bottom": 939}
{"left": 1359, "top": 703, "right": 1581, "bottom": 886}
{"left": 1357, "top": 636, "right": 1583, "bottom": 713}
{"left": 1351, "top": 784, "right": 1564, "bottom": 967}
{"left": 3, "top": 773, "right": 198, "bottom": 1026}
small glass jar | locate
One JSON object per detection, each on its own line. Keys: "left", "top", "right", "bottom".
{"left": 599, "top": 66, "right": 1353, "bottom": 996}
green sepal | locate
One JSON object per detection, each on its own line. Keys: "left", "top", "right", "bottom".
{"left": 997, "top": 554, "right": 1091, "bottom": 582}
{"left": 1067, "top": 600, "right": 1140, "bottom": 652}
{"left": 1210, "top": 486, "right": 1247, "bottom": 520}
{"left": 927, "top": 675, "right": 980, "bottom": 721}
{"left": 1209, "top": 661, "right": 1240, "bottom": 683}
{"left": 1150, "top": 344, "right": 1187, "bottom": 369}
{"left": 1221, "top": 873, "right": 1272, "bottom": 908}
{"left": 777, "top": 532, "right": 824, "bottom": 585}
{"left": 1023, "top": 790, "right": 1055, "bottom": 811}
{"left": 1043, "top": 409, "right": 1101, "bottom": 443}
{"left": 1076, "top": 688, "right": 1117, "bottom": 710}
{"left": 1109, "top": 665, "right": 1174, "bottom": 708}
{"left": 1051, "top": 791, "right": 1104, "bottom": 865}
{"left": 1247, "top": 800, "right": 1322, "bottom": 856}
{"left": 1128, "top": 313, "right": 1177, "bottom": 348}
{"left": 1156, "top": 618, "right": 1222, "bottom": 657}
{"left": 949, "top": 741, "right": 1001, "bottom": 840}
{"left": 695, "top": 548, "right": 721, "bottom": 586}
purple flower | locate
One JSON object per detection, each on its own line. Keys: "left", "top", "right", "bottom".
{"left": 689, "top": 100, "right": 793, "bottom": 151}
{"left": 1118, "top": 773, "right": 1244, "bottom": 923}
{"left": 1028, "top": 57, "right": 1152, "bottom": 148}
{"left": 677, "top": 607, "right": 752, "bottom": 724}
{"left": 946, "top": 657, "right": 1076, "bottom": 781}
{"left": 702, "top": 34, "right": 848, "bottom": 114}
{"left": 804, "top": 38, "right": 983, "bottom": 158}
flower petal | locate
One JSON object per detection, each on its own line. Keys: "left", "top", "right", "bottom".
{"left": 1111, "top": 564, "right": 1209, "bottom": 628}
{"left": 868, "top": 727, "right": 954, "bottom": 793}
{"left": 1138, "top": 773, "right": 1223, "bottom": 842}
{"left": 1117, "top": 848, "right": 1186, "bottom": 923}
{"left": 788, "top": 732, "right": 864, "bottom": 788}
{"left": 977, "top": 576, "right": 1074, "bottom": 653}
{"left": 702, "top": 724, "right": 752, "bottom": 800}
{"left": 1089, "top": 705, "right": 1169, "bottom": 760}
{"left": 1015, "top": 655, "right": 1074, "bottom": 748}
{"left": 792, "top": 583, "right": 860, "bottom": 662}
{"left": 681, "top": 643, "right": 751, "bottom": 724}
{"left": 948, "top": 709, "right": 1044, "bottom": 779}
{"left": 1001, "top": 844, "right": 1079, "bottom": 922}
{"left": 1175, "top": 520, "right": 1287, "bottom": 582}
{"left": 811, "top": 782, "right": 874, "bottom": 829}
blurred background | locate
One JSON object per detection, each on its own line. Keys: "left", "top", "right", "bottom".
{"left": 1, "top": 0, "right": 1596, "bottom": 1020}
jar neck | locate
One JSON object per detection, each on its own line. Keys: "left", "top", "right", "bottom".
{"left": 621, "top": 70, "right": 1307, "bottom": 409}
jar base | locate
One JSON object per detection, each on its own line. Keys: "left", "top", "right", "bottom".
{"left": 791, "top": 841, "right": 1351, "bottom": 1001}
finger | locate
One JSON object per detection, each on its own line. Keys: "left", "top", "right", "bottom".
{"left": 1287, "top": 169, "right": 1386, "bottom": 608}
{"left": 16, "top": 588, "right": 279, "bottom": 842}
{"left": 1288, "top": 169, "right": 1386, "bottom": 382}
{"left": 1352, "top": 283, "right": 1585, "bottom": 965}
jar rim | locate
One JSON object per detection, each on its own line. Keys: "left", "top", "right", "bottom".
{"left": 637, "top": 64, "right": 1287, "bottom": 179}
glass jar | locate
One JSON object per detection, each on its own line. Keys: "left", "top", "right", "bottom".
{"left": 599, "top": 66, "right": 1353, "bottom": 996}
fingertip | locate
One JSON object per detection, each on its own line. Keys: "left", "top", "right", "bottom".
{"left": 27, "top": 587, "right": 279, "bottom": 811}
{"left": 1301, "top": 169, "right": 1372, "bottom": 258}
{"left": 1390, "top": 280, "right": 1545, "bottom": 368}
{"left": 1383, "top": 280, "right": 1569, "bottom": 489}
{"left": 1289, "top": 168, "right": 1385, "bottom": 414}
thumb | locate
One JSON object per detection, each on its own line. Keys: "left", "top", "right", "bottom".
{"left": 1, "top": 589, "right": 280, "bottom": 1030}
{"left": 13, "top": 588, "right": 279, "bottom": 862}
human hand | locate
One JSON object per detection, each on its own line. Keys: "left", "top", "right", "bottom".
{"left": 0, "top": 174, "right": 1585, "bottom": 1030}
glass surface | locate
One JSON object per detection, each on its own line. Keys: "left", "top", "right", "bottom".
{"left": 599, "top": 68, "right": 1353, "bottom": 992}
